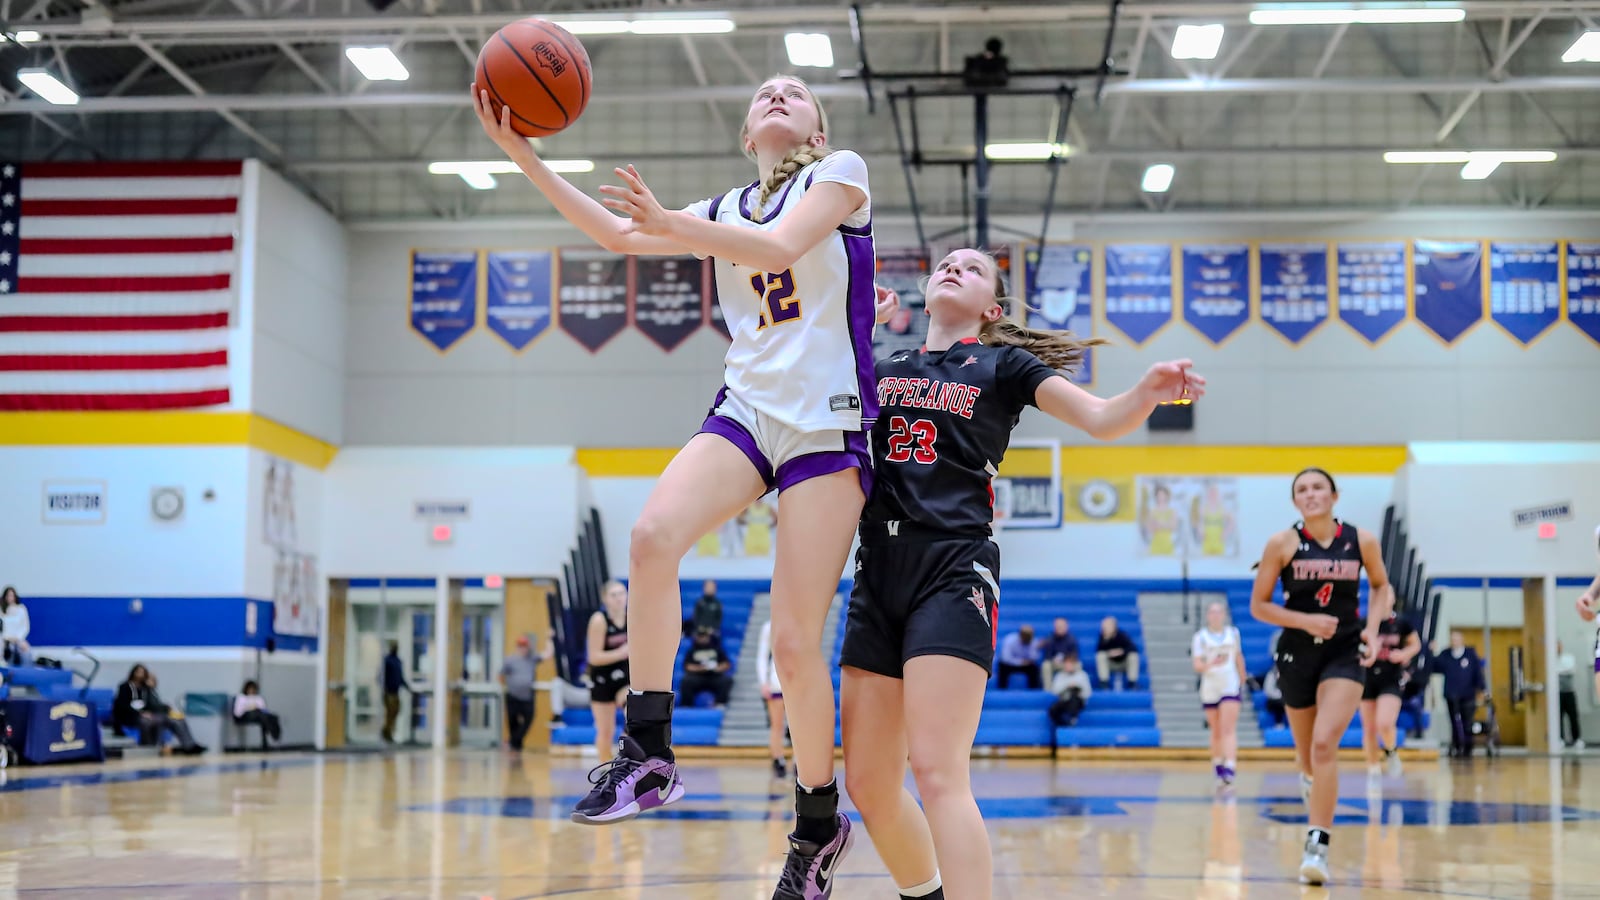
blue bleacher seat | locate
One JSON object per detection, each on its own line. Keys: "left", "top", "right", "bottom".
{"left": 1054, "top": 726, "right": 1162, "bottom": 748}
{"left": 0, "top": 666, "right": 73, "bottom": 690}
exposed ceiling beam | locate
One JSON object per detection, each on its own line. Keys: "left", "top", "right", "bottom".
{"left": 128, "top": 33, "right": 286, "bottom": 159}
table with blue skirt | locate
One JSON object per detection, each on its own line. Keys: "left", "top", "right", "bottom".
{"left": 3, "top": 697, "right": 106, "bottom": 764}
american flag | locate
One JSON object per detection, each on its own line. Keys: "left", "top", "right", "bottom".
{"left": 0, "top": 161, "right": 241, "bottom": 410}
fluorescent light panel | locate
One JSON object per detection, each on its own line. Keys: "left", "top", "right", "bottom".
{"left": 1172, "top": 24, "right": 1226, "bottom": 60}
{"left": 985, "top": 142, "right": 1070, "bottom": 161}
{"left": 1562, "top": 32, "right": 1600, "bottom": 63}
{"left": 553, "top": 20, "right": 633, "bottom": 35}
{"left": 16, "top": 68, "right": 78, "bottom": 105}
{"left": 1142, "top": 163, "right": 1175, "bottom": 192}
{"left": 627, "top": 17, "right": 735, "bottom": 35}
{"left": 429, "top": 160, "right": 595, "bottom": 189}
{"left": 1384, "top": 150, "right": 1556, "bottom": 164}
{"left": 9, "top": 30, "right": 40, "bottom": 42}
{"left": 345, "top": 46, "right": 409, "bottom": 82}
{"left": 784, "top": 33, "right": 835, "bottom": 68}
{"left": 1458, "top": 158, "right": 1500, "bottom": 180}
{"left": 1250, "top": 6, "right": 1465, "bottom": 26}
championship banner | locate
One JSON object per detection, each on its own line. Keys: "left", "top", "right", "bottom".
{"left": 409, "top": 250, "right": 478, "bottom": 351}
{"left": 1413, "top": 239, "right": 1484, "bottom": 345}
{"left": 632, "top": 256, "right": 706, "bottom": 352}
{"left": 1023, "top": 243, "right": 1095, "bottom": 385}
{"left": 1335, "top": 241, "right": 1408, "bottom": 344}
{"left": 992, "top": 440, "right": 1061, "bottom": 530}
{"left": 1565, "top": 242, "right": 1600, "bottom": 346}
{"left": 872, "top": 247, "right": 931, "bottom": 357}
{"left": 485, "top": 250, "right": 554, "bottom": 352}
{"left": 1258, "top": 242, "right": 1330, "bottom": 344}
{"left": 557, "top": 248, "right": 630, "bottom": 353}
{"left": 1488, "top": 242, "right": 1560, "bottom": 346}
{"left": 1181, "top": 243, "right": 1251, "bottom": 345}
{"left": 1104, "top": 244, "right": 1174, "bottom": 345}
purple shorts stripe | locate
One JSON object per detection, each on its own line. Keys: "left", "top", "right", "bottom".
{"left": 774, "top": 430, "right": 872, "bottom": 499}
{"left": 698, "top": 411, "right": 775, "bottom": 490}
{"left": 1202, "top": 695, "right": 1241, "bottom": 709}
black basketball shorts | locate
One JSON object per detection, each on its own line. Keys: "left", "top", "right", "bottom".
{"left": 1362, "top": 666, "right": 1404, "bottom": 701}
{"left": 588, "top": 663, "right": 630, "bottom": 704}
{"left": 1276, "top": 630, "right": 1366, "bottom": 709}
{"left": 839, "top": 534, "right": 1001, "bottom": 679}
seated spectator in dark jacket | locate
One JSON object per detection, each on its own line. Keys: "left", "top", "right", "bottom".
{"left": 1048, "top": 654, "right": 1094, "bottom": 727}
{"left": 678, "top": 627, "right": 733, "bottom": 708}
{"left": 233, "top": 680, "right": 282, "bottom": 745}
{"left": 685, "top": 580, "right": 724, "bottom": 638}
{"left": 1095, "top": 616, "right": 1141, "bottom": 690}
{"left": 997, "top": 625, "right": 1044, "bottom": 690}
{"left": 113, "top": 664, "right": 205, "bottom": 755}
{"left": 1039, "top": 617, "right": 1080, "bottom": 686}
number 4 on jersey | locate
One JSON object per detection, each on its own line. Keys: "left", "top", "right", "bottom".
{"left": 885, "top": 416, "right": 938, "bottom": 464}
{"left": 1315, "top": 582, "right": 1333, "bottom": 607}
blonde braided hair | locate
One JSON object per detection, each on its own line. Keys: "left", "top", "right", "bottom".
{"left": 740, "top": 75, "right": 834, "bottom": 222}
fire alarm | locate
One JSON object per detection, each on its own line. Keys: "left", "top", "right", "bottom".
{"left": 430, "top": 523, "right": 453, "bottom": 544}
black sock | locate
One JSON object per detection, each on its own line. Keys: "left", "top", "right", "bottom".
{"left": 1307, "top": 827, "right": 1331, "bottom": 847}
{"left": 902, "top": 890, "right": 945, "bottom": 900}
{"left": 792, "top": 779, "right": 840, "bottom": 844}
{"left": 624, "top": 690, "right": 675, "bottom": 760}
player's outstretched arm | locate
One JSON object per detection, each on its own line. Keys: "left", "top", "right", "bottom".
{"left": 1578, "top": 573, "right": 1600, "bottom": 622}
{"left": 474, "top": 89, "right": 692, "bottom": 257}
{"left": 1033, "top": 360, "right": 1205, "bottom": 441}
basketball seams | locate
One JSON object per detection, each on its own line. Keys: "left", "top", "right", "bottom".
{"left": 529, "top": 20, "right": 590, "bottom": 113}
{"left": 477, "top": 57, "right": 560, "bottom": 135}
{"left": 496, "top": 27, "right": 570, "bottom": 126}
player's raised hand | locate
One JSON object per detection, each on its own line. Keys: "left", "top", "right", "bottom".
{"left": 874, "top": 285, "right": 900, "bottom": 325}
{"left": 1578, "top": 594, "right": 1597, "bottom": 623}
{"left": 600, "top": 165, "right": 672, "bottom": 236}
{"left": 1140, "top": 359, "right": 1207, "bottom": 405}
{"left": 473, "top": 86, "right": 537, "bottom": 163}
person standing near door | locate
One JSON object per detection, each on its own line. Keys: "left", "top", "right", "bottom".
{"left": 1438, "top": 631, "right": 1485, "bottom": 758}
{"left": 381, "top": 642, "right": 410, "bottom": 744}
{"left": 1556, "top": 640, "right": 1584, "bottom": 750}
{"left": 501, "top": 634, "right": 551, "bottom": 753}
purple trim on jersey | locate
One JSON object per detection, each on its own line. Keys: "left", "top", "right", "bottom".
{"left": 842, "top": 229, "right": 880, "bottom": 427}
{"left": 737, "top": 177, "right": 801, "bottom": 223}
{"left": 1203, "top": 694, "right": 1241, "bottom": 710}
{"left": 699, "top": 394, "right": 776, "bottom": 490}
{"left": 838, "top": 220, "right": 872, "bottom": 238}
{"left": 774, "top": 429, "right": 873, "bottom": 499}
{"left": 1595, "top": 657, "right": 1600, "bottom": 674}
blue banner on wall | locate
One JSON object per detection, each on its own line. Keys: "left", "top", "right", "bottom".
{"left": 1258, "top": 242, "right": 1330, "bottom": 344}
{"left": 410, "top": 250, "right": 478, "bottom": 351}
{"left": 1488, "top": 242, "right": 1561, "bottom": 346}
{"left": 1336, "top": 241, "right": 1408, "bottom": 344}
{"left": 1023, "top": 243, "right": 1095, "bottom": 385}
{"left": 484, "top": 250, "right": 554, "bottom": 352}
{"left": 1413, "top": 239, "right": 1484, "bottom": 345}
{"left": 558, "top": 248, "right": 631, "bottom": 353}
{"left": 872, "top": 247, "right": 932, "bottom": 358}
{"left": 1104, "top": 244, "right": 1173, "bottom": 345}
{"left": 1180, "top": 243, "right": 1251, "bottom": 345}
{"left": 1566, "top": 242, "right": 1600, "bottom": 346}
{"left": 632, "top": 256, "right": 706, "bottom": 352}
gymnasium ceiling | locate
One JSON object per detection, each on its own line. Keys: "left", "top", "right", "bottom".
{"left": 1, "top": 0, "right": 1597, "bottom": 224}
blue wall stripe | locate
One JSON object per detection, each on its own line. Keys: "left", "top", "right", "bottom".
{"left": 29, "top": 597, "right": 318, "bottom": 653}
{"left": 344, "top": 578, "right": 486, "bottom": 589}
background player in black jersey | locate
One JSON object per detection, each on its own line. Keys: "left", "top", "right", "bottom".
{"left": 1249, "top": 467, "right": 1393, "bottom": 886}
{"left": 1361, "top": 610, "right": 1420, "bottom": 779}
{"left": 841, "top": 248, "right": 1205, "bottom": 900}
{"left": 585, "top": 581, "right": 631, "bottom": 760}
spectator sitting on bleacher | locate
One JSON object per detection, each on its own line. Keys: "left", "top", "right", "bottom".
{"left": 684, "top": 580, "right": 724, "bottom": 638}
{"left": 997, "top": 625, "right": 1044, "bottom": 689}
{"left": 678, "top": 627, "right": 733, "bottom": 708}
{"left": 1095, "top": 616, "right": 1141, "bottom": 690}
{"left": 1048, "top": 654, "right": 1093, "bottom": 727}
{"left": 233, "top": 680, "right": 283, "bottom": 745}
{"left": 113, "top": 664, "right": 205, "bottom": 755}
{"left": 1039, "top": 617, "right": 1079, "bottom": 687}
{"left": 0, "top": 586, "right": 31, "bottom": 667}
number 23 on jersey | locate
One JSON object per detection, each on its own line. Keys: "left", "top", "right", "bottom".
{"left": 751, "top": 270, "right": 801, "bottom": 329}
{"left": 885, "top": 416, "right": 939, "bottom": 464}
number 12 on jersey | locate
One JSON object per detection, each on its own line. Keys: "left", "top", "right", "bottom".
{"left": 751, "top": 270, "right": 801, "bottom": 329}
{"left": 885, "top": 416, "right": 939, "bottom": 464}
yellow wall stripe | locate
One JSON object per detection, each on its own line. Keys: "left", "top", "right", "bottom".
{"left": 0, "top": 412, "right": 339, "bottom": 470}
{"left": 576, "top": 445, "right": 1408, "bottom": 479}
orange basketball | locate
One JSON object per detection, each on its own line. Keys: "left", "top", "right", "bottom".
{"left": 475, "top": 18, "right": 593, "bottom": 138}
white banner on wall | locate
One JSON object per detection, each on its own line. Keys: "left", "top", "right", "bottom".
{"left": 264, "top": 457, "right": 319, "bottom": 638}
{"left": 42, "top": 480, "right": 107, "bottom": 525}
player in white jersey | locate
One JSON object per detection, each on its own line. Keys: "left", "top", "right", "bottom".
{"left": 1576, "top": 525, "right": 1600, "bottom": 704}
{"left": 1192, "top": 601, "right": 1246, "bottom": 786}
{"left": 476, "top": 74, "right": 869, "bottom": 899}
{"left": 757, "top": 618, "right": 789, "bottom": 778}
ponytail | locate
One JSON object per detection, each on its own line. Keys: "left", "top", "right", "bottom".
{"left": 979, "top": 315, "right": 1107, "bottom": 374}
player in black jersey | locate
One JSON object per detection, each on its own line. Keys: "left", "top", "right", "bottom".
{"left": 840, "top": 248, "right": 1205, "bottom": 900}
{"left": 1249, "top": 467, "right": 1393, "bottom": 886}
{"left": 1360, "top": 611, "right": 1420, "bottom": 779}
{"left": 585, "top": 581, "right": 631, "bottom": 760}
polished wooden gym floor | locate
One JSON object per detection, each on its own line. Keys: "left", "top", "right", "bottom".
{"left": 2, "top": 749, "right": 1598, "bottom": 898}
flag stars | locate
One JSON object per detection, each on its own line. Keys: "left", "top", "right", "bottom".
{"left": 0, "top": 221, "right": 13, "bottom": 236}
{"left": 1, "top": 194, "right": 13, "bottom": 207}
{"left": 0, "top": 279, "right": 11, "bottom": 294}
{"left": 1, "top": 165, "right": 13, "bottom": 178}
{"left": 0, "top": 251, "right": 11, "bottom": 266}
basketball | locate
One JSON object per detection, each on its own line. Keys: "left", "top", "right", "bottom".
{"left": 475, "top": 18, "right": 592, "bottom": 138}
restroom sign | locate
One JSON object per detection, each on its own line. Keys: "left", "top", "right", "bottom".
{"left": 1512, "top": 501, "right": 1572, "bottom": 529}
{"left": 43, "top": 480, "right": 107, "bottom": 525}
